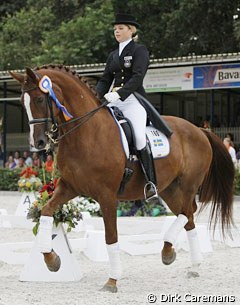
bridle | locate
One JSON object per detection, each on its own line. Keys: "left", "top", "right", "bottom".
{"left": 22, "top": 85, "right": 108, "bottom": 146}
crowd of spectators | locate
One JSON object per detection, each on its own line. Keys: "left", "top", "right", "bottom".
{"left": 4, "top": 150, "right": 54, "bottom": 172}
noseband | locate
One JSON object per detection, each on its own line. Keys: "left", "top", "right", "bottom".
{"left": 28, "top": 94, "right": 56, "bottom": 127}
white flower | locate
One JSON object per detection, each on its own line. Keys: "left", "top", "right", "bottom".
{"left": 62, "top": 204, "right": 69, "bottom": 212}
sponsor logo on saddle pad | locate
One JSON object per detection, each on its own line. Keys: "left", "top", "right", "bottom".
{"left": 146, "top": 126, "right": 170, "bottom": 159}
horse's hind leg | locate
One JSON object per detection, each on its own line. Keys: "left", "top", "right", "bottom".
{"left": 161, "top": 188, "right": 202, "bottom": 266}
{"left": 37, "top": 178, "right": 77, "bottom": 272}
{"left": 185, "top": 199, "right": 203, "bottom": 268}
{"left": 162, "top": 214, "right": 188, "bottom": 265}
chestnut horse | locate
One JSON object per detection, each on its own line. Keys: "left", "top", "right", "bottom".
{"left": 10, "top": 65, "right": 234, "bottom": 292}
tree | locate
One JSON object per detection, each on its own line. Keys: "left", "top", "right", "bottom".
{"left": 112, "top": 0, "right": 239, "bottom": 58}
{"left": 162, "top": 0, "right": 239, "bottom": 57}
{"left": 0, "top": 0, "right": 28, "bottom": 21}
{"left": 1, "top": 0, "right": 240, "bottom": 70}
{"left": 0, "top": 7, "right": 56, "bottom": 70}
{"left": 26, "top": 0, "right": 95, "bottom": 25}
{"left": 111, "top": 0, "right": 177, "bottom": 58}
{"left": 233, "top": 5, "right": 240, "bottom": 46}
{"left": 32, "top": 0, "right": 115, "bottom": 65}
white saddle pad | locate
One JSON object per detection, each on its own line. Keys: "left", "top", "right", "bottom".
{"left": 146, "top": 125, "right": 170, "bottom": 159}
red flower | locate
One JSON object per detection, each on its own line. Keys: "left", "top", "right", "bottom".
{"left": 39, "top": 178, "right": 59, "bottom": 197}
{"left": 19, "top": 167, "right": 38, "bottom": 178}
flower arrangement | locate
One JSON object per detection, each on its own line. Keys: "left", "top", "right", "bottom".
{"left": 17, "top": 167, "right": 42, "bottom": 193}
{"left": 27, "top": 179, "right": 100, "bottom": 235}
{"left": 75, "top": 196, "right": 100, "bottom": 215}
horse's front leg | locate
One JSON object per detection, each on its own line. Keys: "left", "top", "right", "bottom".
{"left": 37, "top": 178, "right": 77, "bottom": 272}
{"left": 99, "top": 196, "right": 120, "bottom": 293}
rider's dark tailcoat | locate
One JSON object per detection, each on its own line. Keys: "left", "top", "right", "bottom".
{"left": 96, "top": 40, "right": 149, "bottom": 101}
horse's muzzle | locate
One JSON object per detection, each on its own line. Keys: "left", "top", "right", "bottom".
{"left": 35, "top": 138, "right": 47, "bottom": 150}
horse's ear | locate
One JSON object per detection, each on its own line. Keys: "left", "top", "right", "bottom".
{"left": 9, "top": 71, "right": 25, "bottom": 84}
{"left": 25, "top": 67, "right": 39, "bottom": 84}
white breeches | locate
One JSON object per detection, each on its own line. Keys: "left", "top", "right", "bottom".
{"left": 108, "top": 94, "right": 147, "bottom": 150}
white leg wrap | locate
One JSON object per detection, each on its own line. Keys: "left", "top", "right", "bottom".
{"left": 163, "top": 214, "right": 188, "bottom": 246}
{"left": 37, "top": 216, "right": 54, "bottom": 253}
{"left": 187, "top": 228, "right": 203, "bottom": 266}
{"left": 106, "top": 242, "right": 122, "bottom": 280}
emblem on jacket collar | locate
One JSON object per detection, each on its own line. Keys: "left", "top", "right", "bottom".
{"left": 124, "top": 56, "right": 132, "bottom": 68}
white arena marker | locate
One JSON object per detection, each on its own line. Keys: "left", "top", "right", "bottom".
{"left": 20, "top": 224, "right": 82, "bottom": 282}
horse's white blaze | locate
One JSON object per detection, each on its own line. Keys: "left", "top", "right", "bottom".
{"left": 23, "top": 93, "right": 34, "bottom": 147}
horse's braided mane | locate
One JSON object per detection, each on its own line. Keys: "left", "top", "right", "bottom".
{"left": 35, "top": 64, "right": 98, "bottom": 96}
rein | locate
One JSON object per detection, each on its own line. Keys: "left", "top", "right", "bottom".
{"left": 51, "top": 99, "right": 108, "bottom": 144}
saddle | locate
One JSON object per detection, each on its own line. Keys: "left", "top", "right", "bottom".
{"left": 111, "top": 92, "right": 172, "bottom": 194}
{"left": 111, "top": 94, "right": 173, "bottom": 156}
{"left": 111, "top": 106, "right": 136, "bottom": 156}
{"left": 111, "top": 101, "right": 172, "bottom": 194}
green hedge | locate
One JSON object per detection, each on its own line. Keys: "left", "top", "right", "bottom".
{"left": 0, "top": 168, "right": 21, "bottom": 191}
{"left": 1, "top": 168, "right": 240, "bottom": 196}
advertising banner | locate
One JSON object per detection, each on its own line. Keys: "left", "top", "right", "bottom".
{"left": 143, "top": 66, "right": 193, "bottom": 92}
{"left": 194, "top": 63, "right": 240, "bottom": 89}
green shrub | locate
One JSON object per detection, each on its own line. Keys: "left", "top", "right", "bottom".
{"left": 0, "top": 168, "right": 21, "bottom": 190}
{"left": 1, "top": 168, "right": 240, "bottom": 199}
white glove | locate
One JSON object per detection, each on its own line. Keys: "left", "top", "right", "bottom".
{"left": 104, "top": 92, "right": 120, "bottom": 103}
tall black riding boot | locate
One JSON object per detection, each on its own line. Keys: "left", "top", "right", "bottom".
{"left": 137, "top": 145, "right": 159, "bottom": 204}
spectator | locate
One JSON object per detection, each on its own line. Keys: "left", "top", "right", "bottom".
{"left": 225, "top": 133, "right": 234, "bottom": 142}
{"left": 14, "top": 151, "right": 20, "bottom": 166}
{"left": 23, "top": 150, "right": 33, "bottom": 167}
{"left": 202, "top": 120, "right": 211, "bottom": 131}
{"left": 32, "top": 152, "right": 41, "bottom": 168}
{"left": 236, "top": 145, "right": 240, "bottom": 161}
{"left": 225, "top": 133, "right": 234, "bottom": 148}
{"left": 223, "top": 138, "right": 237, "bottom": 164}
{"left": 5, "top": 155, "right": 16, "bottom": 169}
{"left": 16, "top": 157, "right": 26, "bottom": 168}
{"left": 45, "top": 154, "right": 54, "bottom": 172}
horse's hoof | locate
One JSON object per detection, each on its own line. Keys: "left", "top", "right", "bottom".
{"left": 162, "top": 249, "right": 176, "bottom": 265}
{"left": 100, "top": 284, "right": 118, "bottom": 293}
{"left": 100, "top": 279, "right": 118, "bottom": 293}
{"left": 44, "top": 251, "right": 61, "bottom": 272}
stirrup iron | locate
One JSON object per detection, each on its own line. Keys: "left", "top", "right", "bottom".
{"left": 144, "top": 181, "right": 158, "bottom": 203}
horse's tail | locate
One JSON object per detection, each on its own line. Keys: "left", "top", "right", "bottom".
{"left": 199, "top": 129, "right": 235, "bottom": 235}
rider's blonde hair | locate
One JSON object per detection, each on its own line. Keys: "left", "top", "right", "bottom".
{"left": 128, "top": 25, "right": 138, "bottom": 41}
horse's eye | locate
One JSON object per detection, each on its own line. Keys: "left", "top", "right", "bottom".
{"left": 36, "top": 96, "right": 45, "bottom": 103}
